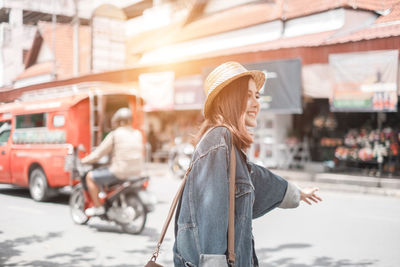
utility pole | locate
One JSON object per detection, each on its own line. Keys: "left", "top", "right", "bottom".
{"left": 73, "top": 0, "right": 80, "bottom": 76}
{"left": 52, "top": 0, "right": 57, "bottom": 79}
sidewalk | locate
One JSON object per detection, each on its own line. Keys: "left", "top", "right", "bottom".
{"left": 145, "top": 162, "right": 400, "bottom": 198}
{"left": 272, "top": 169, "right": 400, "bottom": 198}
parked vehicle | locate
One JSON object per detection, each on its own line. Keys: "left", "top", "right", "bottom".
{"left": 0, "top": 82, "right": 145, "bottom": 201}
{"left": 69, "top": 160, "right": 156, "bottom": 234}
{"left": 168, "top": 137, "right": 194, "bottom": 179}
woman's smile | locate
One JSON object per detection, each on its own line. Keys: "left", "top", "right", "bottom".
{"left": 245, "top": 78, "right": 260, "bottom": 127}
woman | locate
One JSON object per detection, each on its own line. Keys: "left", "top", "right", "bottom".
{"left": 173, "top": 62, "right": 321, "bottom": 267}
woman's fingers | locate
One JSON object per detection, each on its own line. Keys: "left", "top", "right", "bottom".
{"left": 303, "top": 198, "right": 311, "bottom": 205}
{"left": 300, "top": 187, "right": 322, "bottom": 205}
{"left": 309, "top": 196, "right": 319, "bottom": 203}
{"left": 313, "top": 194, "right": 323, "bottom": 202}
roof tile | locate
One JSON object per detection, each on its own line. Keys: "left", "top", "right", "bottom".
{"left": 375, "top": 1, "right": 400, "bottom": 23}
{"left": 326, "top": 22, "right": 400, "bottom": 43}
{"left": 283, "top": 0, "right": 399, "bottom": 19}
{"left": 128, "top": 0, "right": 400, "bottom": 56}
{"left": 164, "top": 20, "right": 400, "bottom": 63}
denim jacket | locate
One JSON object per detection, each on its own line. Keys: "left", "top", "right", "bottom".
{"left": 173, "top": 127, "right": 301, "bottom": 267}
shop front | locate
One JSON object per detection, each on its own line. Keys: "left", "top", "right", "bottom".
{"left": 241, "top": 59, "right": 304, "bottom": 169}
{"left": 298, "top": 50, "right": 400, "bottom": 177}
{"left": 139, "top": 72, "right": 204, "bottom": 162}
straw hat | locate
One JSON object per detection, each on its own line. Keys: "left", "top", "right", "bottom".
{"left": 203, "top": 61, "right": 266, "bottom": 118}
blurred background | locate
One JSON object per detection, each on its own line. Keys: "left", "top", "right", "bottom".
{"left": 0, "top": 0, "right": 400, "bottom": 266}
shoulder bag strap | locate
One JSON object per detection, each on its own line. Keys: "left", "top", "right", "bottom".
{"left": 149, "top": 137, "right": 237, "bottom": 266}
{"left": 227, "top": 140, "right": 236, "bottom": 266}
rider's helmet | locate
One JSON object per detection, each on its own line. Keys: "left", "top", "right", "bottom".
{"left": 111, "top": 107, "right": 132, "bottom": 127}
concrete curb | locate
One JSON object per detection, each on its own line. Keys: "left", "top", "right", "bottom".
{"left": 273, "top": 169, "right": 400, "bottom": 198}
{"left": 145, "top": 163, "right": 400, "bottom": 198}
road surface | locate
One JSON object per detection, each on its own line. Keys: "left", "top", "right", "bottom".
{"left": 1, "top": 172, "right": 400, "bottom": 266}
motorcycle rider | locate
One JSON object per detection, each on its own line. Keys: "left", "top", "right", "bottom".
{"left": 82, "top": 107, "right": 144, "bottom": 216}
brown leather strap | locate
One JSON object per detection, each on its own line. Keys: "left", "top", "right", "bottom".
{"left": 227, "top": 141, "right": 236, "bottom": 265}
{"left": 150, "top": 139, "right": 236, "bottom": 266}
{"left": 150, "top": 166, "right": 192, "bottom": 262}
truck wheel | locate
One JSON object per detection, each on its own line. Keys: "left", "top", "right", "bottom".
{"left": 29, "top": 168, "right": 50, "bottom": 202}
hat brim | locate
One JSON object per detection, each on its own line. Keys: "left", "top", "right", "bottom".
{"left": 203, "top": 70, "right": 265, "bottom": 118}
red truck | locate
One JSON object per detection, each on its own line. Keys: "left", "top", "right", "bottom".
{"left": 0, "top": 82, "right": 144, "bottom": 201}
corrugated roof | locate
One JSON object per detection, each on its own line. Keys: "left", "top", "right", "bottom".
{"left": 127, "top": 0, "right": 400, "bottom": 56}
{"left": 282, "top": 0, "right": 399, "bottom": 19}
{"left": 169, "top": 30, "right": 338, "bottom": 63}
{"left": 326, "top": 20, "right": 400, "bottom": 44}
{"left": 374, "top": 1, "right": 400, "bottom": 23}
{"left": 127, "top": 2, "right": 281, "bottom": 54}
{"left": 147, "top": 18, "right": 400, "bottom": 64}
{"left": 180, "top": 2, "right": 281, "bottom": 41}
{"left": 227, "top": 20, "right": 400, "bottom": 55}
{"left": 348, "top": 0, "right": 399, "bottom": 11}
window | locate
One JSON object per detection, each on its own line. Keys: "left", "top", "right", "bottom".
{"left": 0, "top": 121, "right": 11, "bottom": 144}
{"left": 16, "top": 113, "right": 47, "bottom": 129}
{"left": 53, "top": 115, "right": 65, "bottom": 127}
{"left": 0, "top": 130, "right": 10, "bottom": 144}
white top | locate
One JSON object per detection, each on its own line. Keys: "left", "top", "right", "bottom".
{"left": 82, "top": 126, "right": 144, "bottom": 179}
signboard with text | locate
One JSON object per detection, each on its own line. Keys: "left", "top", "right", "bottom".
{"left": 139, "top": 71, "right": 175, "bottom": 112}
{"left": 174, "top": 75, "right": 205, "bottom": 110}
{"left": 330, "top": 50, "right": 398, "bottom": 112}
{"left": 245, "top": 59, "right": 302, "bottom": 114}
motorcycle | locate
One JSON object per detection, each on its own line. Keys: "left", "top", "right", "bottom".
{"left": 69, "top": 158, "right": 156, "bottom": 235}
{"left": 168, "top": 137, "right": 194, "bottom": 179}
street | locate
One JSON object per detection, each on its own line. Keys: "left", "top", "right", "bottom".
{"left": 1, "top": 171, "right": 400, "bottom": 267}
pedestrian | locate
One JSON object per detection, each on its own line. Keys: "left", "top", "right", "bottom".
{"left": 172, "top": 62, "right": 322, "bottom": 267}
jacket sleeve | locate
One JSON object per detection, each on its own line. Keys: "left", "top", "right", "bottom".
{"left": 190, "top": 145, "right": 230, "bottom": 256}
{"left": 249, "top": 162, "right": 300, "bottom": 219}
{"left": 81, "top": 132, "right": 114, "bottom": 164}
{"left": 279, "top": 180, "right": 301, "bottom": 209}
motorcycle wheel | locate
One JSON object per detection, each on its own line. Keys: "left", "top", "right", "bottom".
{"left": 69, "top": 185, "right": 89, "bottom": 225}
{"left": 121, "top": 195, "right": 147, "bottom": 235}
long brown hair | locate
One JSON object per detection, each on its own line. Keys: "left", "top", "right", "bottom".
{"left": 194, "top": 76, "right": 253, "bottom": 150}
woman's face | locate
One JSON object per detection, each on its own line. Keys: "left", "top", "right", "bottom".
{"left": 245, "top": 78, "right": 260, "bottom": 127}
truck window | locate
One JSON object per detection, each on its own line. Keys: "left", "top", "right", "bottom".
{"left": 16, "top": 113, "right": 47, "bottom": 129}
{"left": 0, "top": 121, "right": 11, "bottom": 144}
{"left": 0, "top": 130, "right": 10, "bottom": 144}
{"left": 53, "top": 115, "right": 65, "bottom": 127}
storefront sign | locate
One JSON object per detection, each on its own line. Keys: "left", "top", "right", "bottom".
{"left": 245, "top": 59, "right": 302, "bottom": 114}
{"left": 330, "top": 50, "right": 399, "bottom": 112}
{"left": 174, "top": 75, "right": 205, "bottom": 110}
{"left": 302, "top": 64, "right": 332, "bottom": 98}
{"left": 139, "top": 71, "right": 175, "bottom": 112}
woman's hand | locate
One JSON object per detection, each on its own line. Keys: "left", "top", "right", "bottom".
{"left": 300, "top": 187, "right": 322, "bottom": 205}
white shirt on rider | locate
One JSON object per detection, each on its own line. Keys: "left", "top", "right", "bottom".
{"left": 81, "top": 126, "right": 144, "bottom": 179}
